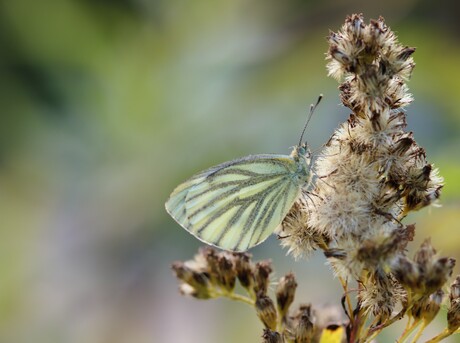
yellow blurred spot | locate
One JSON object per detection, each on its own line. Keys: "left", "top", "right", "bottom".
{"left": 319, "top": 324, "right": 344, "bottom": 343}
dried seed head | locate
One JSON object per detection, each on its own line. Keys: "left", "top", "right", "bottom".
{"left": 392, "top": 240, "right": 456, "bottom": 297}
{"left": 427, "top": 289, "right": 445, "bottom": 316}
{"left": 414, "top": 238, "right": 437, "bottom": 267}
{"left": 262, "top": 328, "right": 284, "bottom": 343}
{"left": 450, "top": 275, "right": 460, "bottom": 301}
{"left": 400, "top": 158, "right": 443, "bottom": 215}
{"left": 172, "top": 247, "right": 241, "bottom": 299}
{"left": 233, "top": 252, "right": 254, "bottom": 292}
{"left": 392, "top": 255, "right": 419, "bottom": 290}
{"left": 217, "top": 254, "right": 236, "bottom": 292}
{"left": 447, "top": 298, "right": 460, "bottom": 332}
{"left": 359, "top": 270, "right": 405, "bottom": 322}
{"left": 254, "top": 260, "right": 273, "bottom": 295}
{"left": 356, "top": 223, "right": 415, "bottom": 269}
{"left": 279, "top": 196, "right": 329, "bottom": 259}
{"left": 294, "top": 306, "right": 315, "bottom": 342}
{"left": 201, "top": 247, "right": 220, "bottom": 285}
{"left": 276, "top": 273, "right": 297, "bottom": 319}
{"left": 416, "top": 289, "right": 444, "bottom": 323}
{"left": 324, "top": 221, "right": 414, "bottom": 280}
{"left": 171, "top": 261, "right": 211, "bottom": 299}
{"left": 256, "top": 293, "right": 278, "bottom": 330}
{"left": 448, "top": 276, "right": 460, "bottom": 332}
{"left": 326, "top": 14, "right": 414, "bottom": 107}
{"left": 201, "top": 247, "right": 236, "bottom": 292}
{"left": 426, "top": 257, "right": 456, "bottom": 291}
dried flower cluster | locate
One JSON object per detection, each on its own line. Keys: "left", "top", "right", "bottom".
{"left": 278, "top": 13, "right": 458, "bottom": 342}
{"left": 172, "top": 14, "right": 459, "bottom": 343}
{"left": 173, "top": 247, "right": 344, "bottom": 342}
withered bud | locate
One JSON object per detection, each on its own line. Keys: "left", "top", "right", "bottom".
{"left": 425, "top": 257, "right": 456, "bottom": 293}
{"left": 376, "top": 187, "right": 401, "bottom": 207}
{"left": 424, "top": 289, "right": 444, "bottom": 323}
{"left": 254, "top": 260, "right": 273, "bottom": 295}
{"left": 358, "top": 270, "right": 403, "bottom": 323}
{"left": 414, "top": 238, "right": 436, "bottom": 267}
{"left": 370, "top": 110, "right": 382, "bottom": 131}
{"left": 262, "top": 328, "right": 284, "bottom": 343}
{"left": 356, "top": 239, "right": 381, "bottom": 265}
{"left": 358, "top": 224, "right": 415, "bottom": 268}
{"left": 411, "top": 290, "right": 444, "bottom": 322}
{"left": 397, "top": 47, "right": 416, "bottom": 61}
{"left": 402, "top": 223, "right": 416, "bottom": 243}
{"left": 447, "top": 298, "right": 460, "bottom": 332}
{"left": 294, "top": 305, "right": 315, "bottom": 343}
{"left": 256, "top": 293, "right": 278, "bottom": 330}
{"left": 276, "top": 273, "right": 297, "bottom": 318}
{"left": 348, "top": 13, "right": 365, "bottom": 33}
{"left": 172, "top": 261, "right": 211, "bottom": 299}
{"left": 340, "top": 84, "right": 356, "bottom": 110}
{"left": 391, "top": 135, "right": 414, "bottom": 156}
{"left": 233, "top": 252, "right": 254, "bottom": 291}
{"left": 328, "top": 31, "right": 340, "bottom": 45}
{"left": 410, "top": 296, "right": 428, "bottom": 321}
{"left": 216, "top": 254, "right": 236, "bottom": 292}
{"left": 392, "top": 256, "right": 419, "bottom": 289}
{"left": 393, "top": 241, "right": 456, "bottom": 296}
{"left": 367, "top": 17, "right": 386, "bottom": 42}
{"left": 389, "top": 223, "right": 416, "bottom": 253}
{"left": 387, "top": 110, "right": 407, "bottom": 129}
{"left": 420, "top": 164, "right": 432, "bottom": 182}
{"left": 402, "top": 164, "right": 442, "bottom": 213}
{"left": 447, "top": 276, "right": 460, "bottom": 332}
{"left": 449, "top": 275, "right": 460, "bottom": 301}
{"left": 202, "top": 247, "right": 219, "bottom": 283}
{"left": 329, "top": 45, "right": 352, "bottom": 66}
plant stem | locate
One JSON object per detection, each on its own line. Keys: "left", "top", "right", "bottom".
{"left": 339, "top": 276, "right": 354, "bottom": 326}
{"left": 409, "top": 322, "right": 426, "bottom": 343}
{"left": 212, "top": 290, "right": 255, "bottom": 306}
{"left": 354, "top": 308, "right": 369, "bottom": 342}
{"left": 363, "top": 317, "right": 383, "bottom": 343}
{"left": 425, "top": 328, "right": 452, "bottom": 343}
{"left": 397, "top": 319, "right": 422, "bottom": 343}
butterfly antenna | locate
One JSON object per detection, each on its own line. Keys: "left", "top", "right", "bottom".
{"left": 298, "top": 94, "right": 323, "bottom": 147}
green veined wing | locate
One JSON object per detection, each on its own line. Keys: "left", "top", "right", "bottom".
{"left": 165, "top": 152, "right": 310, "bottom": 252}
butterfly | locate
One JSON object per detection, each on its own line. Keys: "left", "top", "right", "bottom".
{"left": 165, "top": 96, "right": 322, "bottom": 252}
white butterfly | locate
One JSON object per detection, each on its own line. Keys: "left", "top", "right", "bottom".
{"left": 165, "top": 96, "right": 321, "bottom": 252}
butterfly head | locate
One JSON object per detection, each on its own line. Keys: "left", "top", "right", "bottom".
{"left": 298, "top": 142, "right": 310, "bottom": 157}
{"left": 291, "top": 143, "right": 311, "bottom": 164}
{"left": 290, "top": 143, "right": 312, "bottom": 183}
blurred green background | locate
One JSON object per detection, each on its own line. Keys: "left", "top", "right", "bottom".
{"left": 1, "top": 0, "right": 459, "bottom": 342}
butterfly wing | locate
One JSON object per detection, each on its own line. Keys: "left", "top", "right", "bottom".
{"left": 165, "top": 154, "right": 303, "bottom": 251}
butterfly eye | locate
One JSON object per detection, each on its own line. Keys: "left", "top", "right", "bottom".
{"left": 298, "top": 144, "right": 308, "bottom": 156}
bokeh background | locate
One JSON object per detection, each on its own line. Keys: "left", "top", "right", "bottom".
{"left": 1, "top": 0, "right": 459, "bottom": 342}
